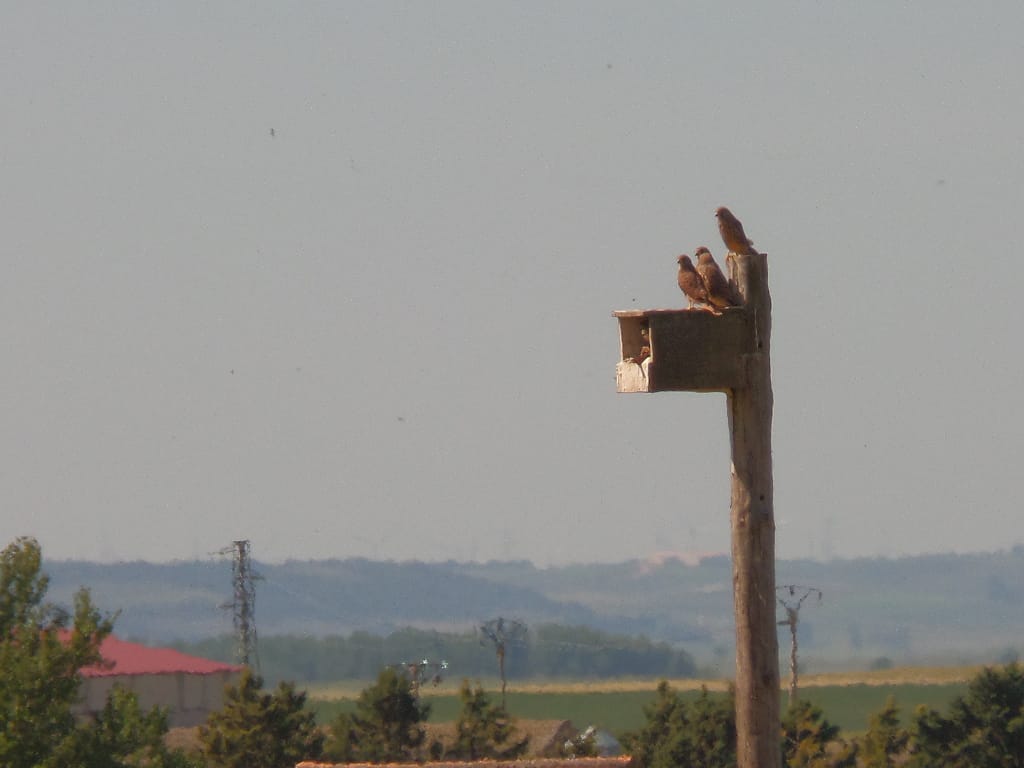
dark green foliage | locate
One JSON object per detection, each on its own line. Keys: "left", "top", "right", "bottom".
{"left": 620, "top": 681, "right": 736, "bottom": 768}
{"left": 0, "top": 537, "right": 188, "bottom": 768}
{"left": 449, "top": 679, "right": 529, "bottom": 760}
{"left": 53, "top": 686, "right": 201, "bottom": 768}
{"left": 518, "top": 624, "right": 696, "bottom": 679}
{"left": 174, "top": 623, "right": 696, "bottom": 684}
{"left": 200, "top": 669, "right": 323, "bottom": 768}
{"left": 325, "top": 667, "right": 429, "bottom": 763}
{"left": 781, "top": 699, "right": 855, "bottom": 768}
{"left": 324, "top": 711, "right": 356, "bottom": 763}
{"left": 0, "top": 537, "right": 113, "bottom": 768}
{"left": 681, "top": 687, "right": 737, "bottom": 768}
{"left": 855, "top": 695, "right": 908, "bottom": 768}
{"left": 909, "top": 663, "right": 1024, "bottom": 767}
{"left": 622, "top": 684, "right": 861, "bottom": 768}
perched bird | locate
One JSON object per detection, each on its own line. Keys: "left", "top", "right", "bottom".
{"left": 628, "top": 345, "right": 651, "bottom": 366}
{"left": 626, "top": 326, "right": 651, "bottom": 369}
{"left": 639, "top": 327, "right": 651, "bottom": 362}
{"left": 695, "top": 247, "right": 739, "bottom": 310}
{"left": 677, "top": 254, "right": 710, "bottom": 308}
{"left": 715, "top": 206, "right": 758, "bottom": 255}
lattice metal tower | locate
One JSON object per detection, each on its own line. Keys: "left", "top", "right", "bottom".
{"left": 227, "top": 539, "right": 259, "bottom": 669}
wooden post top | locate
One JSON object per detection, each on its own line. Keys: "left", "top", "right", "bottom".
{"left": 613, "top": 253, "right": 769, "bottom": 394}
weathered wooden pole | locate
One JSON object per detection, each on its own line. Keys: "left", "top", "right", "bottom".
{"left": 727, "top": 252, "right": 779, "bottom": 768}
{"left": 613, "top": 250, "right": 779, "bottom": 768}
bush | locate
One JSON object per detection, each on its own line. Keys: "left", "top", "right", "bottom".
{"left": 909, "top": 663, "right": 1024, "bottom": 767}
{"left": 450, "top": 679, "right": 528, "bottom": 760}
{"left": 200, "top": 669, "right": 323, "bottom": 768}
{"left": 325, "top": 667, "right": 429, "bottom": 763}
{"left": 620, "top": 681, "right": 735, "bottom": 768}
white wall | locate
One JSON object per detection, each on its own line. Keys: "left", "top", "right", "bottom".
{"left": 75, "top": 670, "right": 241, "bottom": 727}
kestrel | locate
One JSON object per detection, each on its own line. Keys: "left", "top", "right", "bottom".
{"left": 677, "top": 254, "right": 709, "bottom": 308}
{"left": 626, "top": 326, "right": 651, "bottom": 368}
{"left": 695, "top": 247, "right": 739, "bottom": 310}
{"left": 715, "top": 206, "right": 758, "bottom": 256}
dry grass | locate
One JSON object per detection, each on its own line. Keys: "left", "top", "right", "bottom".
{"left": 422, "top": 718, "right": 577, "bottom": 758}
{"left": 305, "top": 681, "right": 377, "bottom": 700}
{"left": 304, "top": 665, "right": 982, "bottom": 701}
{"left": 797, "top": 665, "right": 982, "bottom": 688}
{"left": 164, "top": 727, "right": 202, "bottom": 754}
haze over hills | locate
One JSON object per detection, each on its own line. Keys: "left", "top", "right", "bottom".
{"left": 42, "top": 548, "right": 1024, "bottom": 670}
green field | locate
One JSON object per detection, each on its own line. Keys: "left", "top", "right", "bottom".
{"left": 308, "top": 679, "right": 968, "bottom": 736}
{"left": 785, "top": 683, "right": 965, "bottom": 734}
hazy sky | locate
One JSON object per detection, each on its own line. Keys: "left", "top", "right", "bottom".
{"left": 2, "top": 2, "right": 1022, "bottom": 566}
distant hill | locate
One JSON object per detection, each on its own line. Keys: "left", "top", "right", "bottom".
{"left": 42, "top": 548, "right": 1024, "bottom": 669}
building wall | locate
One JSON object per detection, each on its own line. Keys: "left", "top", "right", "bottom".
{"left": 75, "top": 670, "right": 241, "bottom": 727}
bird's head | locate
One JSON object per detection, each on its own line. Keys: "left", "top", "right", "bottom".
{"left": 715, "top": 206, "right": 730, "bottom": 219}
{"left": 677, "top": 254, "right": 693, "bottom": 267}
{"left": 694, "top": 246, "right": 711, "bottom": 257}
{"left": 697, "top": 250, "right": 716, "bottom": 266}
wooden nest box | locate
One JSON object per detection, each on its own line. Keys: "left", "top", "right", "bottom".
{"left": 613, "top": 253, "right": 769, "bottom": 393}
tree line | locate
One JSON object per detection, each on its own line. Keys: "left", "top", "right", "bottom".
{"left": 172, "top": 622, "right": 697, "bottom": 684}
{"left": 8, "top": 534, "right": 1024, "bottom": 768}
{"left": 623, "top": 667, "right": 1024, "bottom": 768}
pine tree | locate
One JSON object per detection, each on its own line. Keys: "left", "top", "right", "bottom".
{"left": 53, "top": 686, "right": 200, "bottom": 768}
{"left": 621, "top": 681, "right": 736, "bottom": 768}
{"left": 781, "top": 699, "right": 856, "bottom": 768}
{"left": 909, "top": 663, "right": 1024, "bottom": 767}
{"left": 200, "top": 669, "right": 323, "bottom": 768}
{"left": 857, "top": 695, "right": 908, "bottom": 768}
{"left": 687, "top": 687, "right": 738, "bottom": 768}
{"left": 450, "top": 679, "right": 529, "bottom": 760}
{"left": 326, "top": 667, "right": 430, "bottom": 763}
{"left": 324, "top": 712, "right": 356, "bottom": 763}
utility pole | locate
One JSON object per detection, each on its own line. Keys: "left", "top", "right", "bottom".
{"left": 391, "top": 659, "right": 449, "bottom": 698}
{"left": 221, "top": 539, "right": 260, "bottom": 669}
{"left": 777, "top": 584, "right": 822, "bottom": 706}
{"left": 614, "top": 251, "right": 779, "bottom": 768}
{"left": 479, "top": 617, "right": 527, "bottom": 709}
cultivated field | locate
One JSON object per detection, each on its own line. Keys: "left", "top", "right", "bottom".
{"left": 305, "top": 665, "right": 978, "bottom": 735}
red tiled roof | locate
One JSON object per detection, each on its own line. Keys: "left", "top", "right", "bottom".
{"left": 296, "top": 760, "right": 632, "bottom": 768}
{"left": 73, "top": 634, "right": 243, "bottom": 677}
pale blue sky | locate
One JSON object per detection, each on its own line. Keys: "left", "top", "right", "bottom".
{"left": 2, "top": 2, "right": 1022, "bottom": 565}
